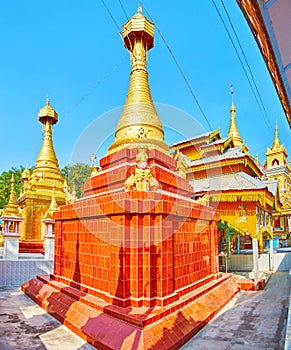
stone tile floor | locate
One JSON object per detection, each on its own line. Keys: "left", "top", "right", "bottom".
{"left": 0, "top": 271, "right": 289, "bottom": 350}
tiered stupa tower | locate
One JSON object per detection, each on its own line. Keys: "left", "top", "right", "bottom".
{"left": 23, "top": 8, "right": 239, "bottom": 349}
{"left": 17, "top": 98, "right": 67, "bottom": 252}
{"left": 108, "top": 7, "right": 168, "bottom": 154}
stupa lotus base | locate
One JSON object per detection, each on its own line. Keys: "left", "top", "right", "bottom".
{"left": 22, "top": 273, "right": 239, "bottom": 350}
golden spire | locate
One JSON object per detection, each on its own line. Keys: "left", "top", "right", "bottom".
{"left": 2, "top": 173, "right": 20, "bottom": 217}
{"left": 272, "top": 121, "right": 282, "bottom": 149}
{"left": 108, "top": 7, "right": 169, "bottom": 153}
{"left": 228, "top": 86, "right": 244, "bottom": 147}
{"left": 33, "top": 97, "right": 60, "bottom": 175}
{"left": 21, "top": 164, "right": 30, "bottom": 181}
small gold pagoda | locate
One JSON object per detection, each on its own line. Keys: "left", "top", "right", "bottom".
{"left": 2, "top": 173, "right": 20, "bottom": 217}
{"left": 17, "top": 98, "right": 67, "bottom": 249}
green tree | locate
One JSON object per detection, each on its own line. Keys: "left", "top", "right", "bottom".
{"left": 0, "top": 167, "right": 25, "bottom": 209}
{"left": 61, "top": 163, "right": 92, "bottom": 198}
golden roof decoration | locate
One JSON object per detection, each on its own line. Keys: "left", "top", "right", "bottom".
{"left": 21, "top": 165, "right": 30, "bottom": 180}
{"left": 44, "top": 184, "right": 59, "bottom": 219}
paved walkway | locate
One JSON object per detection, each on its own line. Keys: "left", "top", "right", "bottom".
{"left": 183, "top": 271, "right": 290, "bottom": 350}
{"left": 0, "top": 272, "right": 289, "bottom": 349}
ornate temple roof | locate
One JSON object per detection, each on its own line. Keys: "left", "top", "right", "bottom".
{"left": 191, "top": 171, "right": 277, "bottom": 194}
{"left": 189, "top": 146, "right": 246, "bottom": 166}
{"left": 171, "top": 130, "right": 221, "bottom": 148}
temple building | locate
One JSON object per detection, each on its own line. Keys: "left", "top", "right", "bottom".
{"left": 263, "top": 123, "right": 291, "bottom": 244}
{"left": 17, "top": 98, "right": 68, "bottom": 253}
{"left": 171, "top": 93, "right": 280, "bottom": 258}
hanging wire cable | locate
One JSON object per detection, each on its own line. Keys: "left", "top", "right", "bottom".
{"left": 61, "top": 53, "right": 128, "bottom": 121}
{"left": 100, "top": 0, "right": 121, "bottom": 32}
{"left": 211, "top": 0, "right": 273, "bottom": 133}
{"left": 140, "top": 1, "right": 213, "bottom": 131}
{"left": 219, "top": 0, "right": 273, "bottom": 132}
{"left": 118, "top": 0, "right": 129, "bottom": 20}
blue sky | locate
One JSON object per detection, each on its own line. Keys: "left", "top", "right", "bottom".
{"left": 0, "top": 1, "right": 290, "bottom": 173}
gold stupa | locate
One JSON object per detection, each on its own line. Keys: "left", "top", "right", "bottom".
{"left": 17, "top": 98, "right": 67, "bottom": 243}
{"left": 108, "top": 6, "right": 169, "bottom": 153}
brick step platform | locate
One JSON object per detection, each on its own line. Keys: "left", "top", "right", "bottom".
{"left": 19, "top": 241, "right": 44, "bottom": 254}
{"left": 22, "top": 273, "right": 240, "bottom": 350}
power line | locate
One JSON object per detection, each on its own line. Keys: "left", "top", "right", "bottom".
{"left": 219, "top": 0, "right": 273, "bottom": 132}
{"left": 100, "top": 0, "right": 120, "bottom": 32}
{"left": 118, "top": 0, "right": 129, "bottom": 20}
{"left": 211, "top": 0, "right": 273, "bottom": 133}
{"left": 140, "top": 1, "right": 213, "bottom": 131}
{"left": 62, "top": 54, "right": 128, "bottom": 121}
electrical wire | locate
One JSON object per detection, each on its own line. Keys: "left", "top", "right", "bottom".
{"left": 100, "top": 0, "right": 121, "bottom": 32}
{"left": 219, "top": 0, "right": 273, "bottom": 132}
{"left": 211, "top": 0, "right": 273, "bottom": 133}
{"left": 140, "top": 1, "right": 213, "bottom": 131}
{"left": 118, "top": 0, "right": 129, "bottom": 20}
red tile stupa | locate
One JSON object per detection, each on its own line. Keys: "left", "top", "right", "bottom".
{"left": 22, "top": 6, "right": 240, "bottom": 349}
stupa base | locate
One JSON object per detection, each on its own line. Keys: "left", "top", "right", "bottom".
{"left": 22, "top": 273, "right": 239, "bottom": 350}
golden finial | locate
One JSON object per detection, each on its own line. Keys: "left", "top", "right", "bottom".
{"left": 272, "top": 121, "right": 280, "bottom": 147}
{"left": 44, "top": 183, "right": 59, "bottom": 218}
{"left": 138, "top": 4, "right": 142, "bottom": 13}
{"left": 46, "top": 93, "right": 50, "bottom": 106}
{"left": 22, "top": 164, "right": 30, "bottom": 181}
{"left": 230, "top": 85, "right": 234, "bottom": 103}
{"left": 228, "top": 86, "right": 243, "bottom": 147}
{"left": 255, "top": 154, "right": 259, "bottom": 166}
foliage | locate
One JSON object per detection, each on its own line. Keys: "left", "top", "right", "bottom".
{"left": 61, "top": 163, "right": 92, "bottom": 198}
{"left": 0, "top": 166, "right": 26, "bottom": 209}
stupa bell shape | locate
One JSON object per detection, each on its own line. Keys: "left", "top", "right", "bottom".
{"left": 108, "top": 7, "right": 169, "bottom": 153}
{"left": 33, "top": 98, "right": 60, "bottom": 176}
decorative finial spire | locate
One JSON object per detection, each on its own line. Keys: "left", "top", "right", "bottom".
{"left": 230, "top": 85, "right": 234, "bottom": 105}
{"left": 46, "top": 93, "right": 50, "bottom": 106}
{"left": 138, "top": 4, "right": 142, "bottom": 13}
{"left": 272, "top": 121, "right": 282, "bottom": 149}
{"left": 44, "top": 183, "right": 59, "bottom": 218}
{"left": 228, "top": 86, "right": 243, "bottom": 148}
{"left": 2, "top": 172, "right": 20, "bottom": 217}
